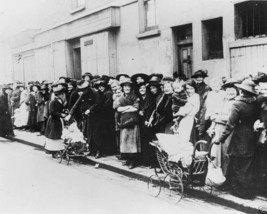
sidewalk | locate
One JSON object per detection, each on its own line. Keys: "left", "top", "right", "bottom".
{"left": 8, "top": 130, "right": 267, "bottom": 214}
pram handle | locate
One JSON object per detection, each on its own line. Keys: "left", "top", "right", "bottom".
{"left": 193, "top": 140, "right": 207, "bottom": 157}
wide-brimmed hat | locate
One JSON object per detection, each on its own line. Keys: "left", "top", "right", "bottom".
{"left": 116, "top": 74, "right": 130, "bottom": 81}
{"left": 131, "top": 73, "right": 149, "bottom": 84}
{"left": 120, "top": 78, "right": 132, "bottom": 87}
{"left": 252, "top": 71, "right": 267, "bottom": 84}
{"left": 173, "top": 73, "right": 188, "bottom": 81}
{"left": 149, "top": 73, "right": 164, "bottom": 81}
{"left": 77, "top": 80, "right": 90, "bottom": 89}
{"left": 162, "top": 76, "right": 174, "bottom": 83}
{"left": 1, "top": 84, "right": 11, "bottom": 90}
{"left": 192, "top": 70, "right": 208, "bottom": 78}
{"left": 40, "top": 84, "right": 49, "bottom": 90}
{"left": 51, "top": 81, "right": 67, "bottom": 89}
{"left": 53, "top": 86, "right": 65, "bottom": 95}
{"left": 222, "top": 78, "right": 241, "bottom": 89}
{"left": 82, "top": 72, "right": 93, "bottom": 79}
{"left": 235, "top": 79, "right": 257, "bottom": 95}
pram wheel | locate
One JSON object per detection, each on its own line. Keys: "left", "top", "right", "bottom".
{"left": 64, "top": 152, "right": 70, "bottom": 165}
{"left": 147, "top": 175, "right": 162, "bottom": 197}
{"left": 59, "top": 151, "right": 70, "bottom": 165}
{"left": 164, "top": 174, "right": 183, "bottom": 203}
{"left": 53, "top": 151, "right": 62, "bottom": 163}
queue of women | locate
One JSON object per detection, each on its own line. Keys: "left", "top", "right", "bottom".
{"left": 0, "top": 69, "right": 267, "bottom": 199}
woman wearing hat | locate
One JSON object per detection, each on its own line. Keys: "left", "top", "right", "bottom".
{"left": 214, "top": 79, "right": 259, "bottom": 199}
{"left": 10, "top": 82, "right": 22, "bottom": 121}
{"left": 25, "top": 84, "right": 39, "bottom": 132}
{"left": 36, "top": 84, "right": 50, "bottom": 135}
{"left": 44, "top": 86, "right": 66, "bottom": 157}
{"left": 192, "top": 70, "right": 211, "bottom": 140}
{"left": 131, "top": 73, "right": 149, "bottom": 85}
{"left": 82, "top": 72, "right": 93, "bottom": 82}
{"left": 136, "top": 82, "right": 155, "bottom": 166}
{"left": 207, "top": 79, "right": 239, "bottom": 185}
{"left": 90, "top": 79, "right": 116, "bottom": 158}
{"left": 148, "top": 81, "right": 173, "bottom": 134}
{"left": 115, "top": 78, "right": 141, "bottom": 169}
{"left": 0, "top": 85, "right": 14, "bottom": 137}
{"left": 13, "top": 84, "right": 29, "bottom": 129}
{"left": 148, "top": 76, "right": 162, "bottom": 103}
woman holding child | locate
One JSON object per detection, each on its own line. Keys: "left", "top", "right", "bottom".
{"left": 174, "top": 80, "right": 200, "bottom": 143}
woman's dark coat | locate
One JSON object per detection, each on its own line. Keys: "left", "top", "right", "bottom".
{"left": 139, "top": 93, "right": 155, "bottom": 159}
{"left": 26, "top": 93, "right": 37, "bottom": 129}
{"left": 218, "top": 95, "right": 259, "bottom": 197}
{"left": 45, "top": 98, "right": 64, "bottom": 139}
{"left": 154, "top": 93, "right": 173, "bottom": 133}
{"left": 218, "top": 96, "right": 259, "bottom": 157}
{"left": 69, "top": 87, "right": 100, "bottom": 132}
{"left": 0, "top": 91, "right": 14, "bottom": 137}
{"left": 92, "top": 89, "right": 116, "bottom": 153}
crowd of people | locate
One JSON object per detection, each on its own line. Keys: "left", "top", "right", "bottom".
{"left": 0, "top": 70, "right": 267, "bottom": 199}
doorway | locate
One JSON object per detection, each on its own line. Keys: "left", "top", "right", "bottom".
{"left": 173, "top": 24, "right": 193, "bottom": 78}
{"left": 178, "top": 45, "right": 193, "bottom": 79}
{"left": 73, "top": 47, "right": 81, "bottom": 79}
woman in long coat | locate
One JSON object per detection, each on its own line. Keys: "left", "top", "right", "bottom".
{"left": 44, "top": 87, "right": 66, "bottom": 156}
{"left": 136, "top": 82, "right": 155, "bottom": 166}
{"left": 92, "top": 80, "right": 116, "bottom": 158}
{"left": 0, "top": 85, "right": 14, "bottom": 137}
{"left": 151, "top": 82, "right": 173, "bottom": 134}
{"left": 216, "top": 79, "right": 259, "bottom": 199}
{"left": 116, "top": 78, "right": 141, "bottom": 169}
{"left": 25, "top": 85, "right": 38, "bottom": 132}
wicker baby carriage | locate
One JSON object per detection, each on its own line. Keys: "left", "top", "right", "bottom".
{"left": 147, "top": 134, "right": 213, "bottom": 203}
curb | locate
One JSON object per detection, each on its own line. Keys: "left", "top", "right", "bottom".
{"left": 8, "top": 135, "right": 262, "bottom": 214}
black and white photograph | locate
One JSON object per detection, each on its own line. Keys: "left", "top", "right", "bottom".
{"left": 0, "top": 0, "right": 267, "bottom": 213}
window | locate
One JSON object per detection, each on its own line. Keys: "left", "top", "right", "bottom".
{"left": 144, "top": 0, "right": 158, "bottom": 31}
{"left": 72, "top": 0, "right": 85, "bottom": 9}
{"left": 202, "top": 17, "right": 223, "bottom": 60}
{"left": 235, "top": 1, "right": 267, "bottom": 39}
{"left": 138, "top": 0, "right": 159, "bottom": 35}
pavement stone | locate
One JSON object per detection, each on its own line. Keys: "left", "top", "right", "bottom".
{"left": 6, "top": 130, "right": 267, "bottom": 214}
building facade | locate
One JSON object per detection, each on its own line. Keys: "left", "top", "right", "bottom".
{"left": 9, "top": 0, "right": 267, "bottom": 82}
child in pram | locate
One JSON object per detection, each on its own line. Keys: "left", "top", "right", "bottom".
{"left": 61, "top": 121, "right": 89, "bottom": 155}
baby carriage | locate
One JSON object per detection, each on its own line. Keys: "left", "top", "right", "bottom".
{"left": 57, "top": 121, "right": 89, "bottom": 165}
{"left": 147, "top": 133, "right": 215, "bottom": 203}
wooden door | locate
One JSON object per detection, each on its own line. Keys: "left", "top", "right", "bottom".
{"left": 230, "top": 44, "right": 267, "bottom": 78}
{"left": 178, "top": 45, "right": 193, "bottom": 78}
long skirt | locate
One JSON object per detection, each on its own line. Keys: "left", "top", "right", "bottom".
{"left": 178, "top": 115, "right": 194, "bottom": 143}
{"left": 44, "top": 138, "right": 65, "bottom": 151}
{"left": 13, "top": 103, "right": 29, "bottom": 127}
{"left": 212, "top": 123, "right": 233, "bottom": 175}
{"left": 228, "top": 156, "right": 255, "bottom": 197}
{"left": 120, "top": 124, "right": 141, "bottom": 153}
